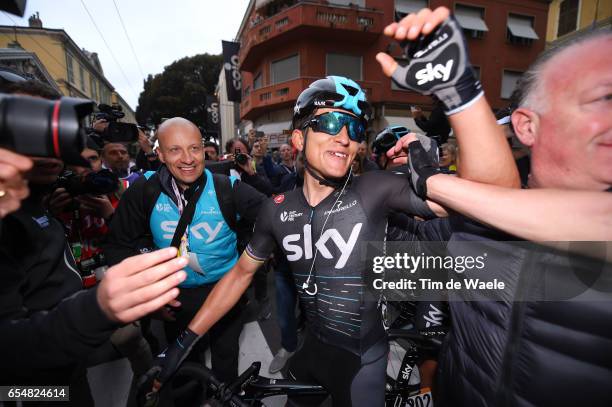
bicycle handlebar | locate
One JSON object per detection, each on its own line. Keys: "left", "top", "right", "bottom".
{"left": 176, "top": 362, "right": 256, "bottom": 407}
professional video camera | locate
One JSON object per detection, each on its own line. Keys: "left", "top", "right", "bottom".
{"left": 94, "top": 103, "right": 138, "bottom": 143}
{"left": 95, "top": 103, "right": 125, "bottom": 122}
{"left": 0, "top": 93, "right": 94, "bottom": 166}
{"left": 54, "top": 168, "right": 119, "bottom": 196}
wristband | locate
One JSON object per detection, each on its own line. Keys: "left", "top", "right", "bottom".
{"left": 407, "top": 141, "right": 439, "bottom": 199}
{"left": 391, "top": 16, "right": 483, "bottom": 115}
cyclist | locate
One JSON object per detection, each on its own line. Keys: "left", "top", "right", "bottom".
{"left": 149, "top": 7, "right": 519, "bottom": 406}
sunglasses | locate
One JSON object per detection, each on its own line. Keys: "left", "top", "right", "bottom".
{"left": 304, "top": 111, "right": 366, "bottom": 143}
{"left": 372, "top": 128, "right": 410, "bottom": 155}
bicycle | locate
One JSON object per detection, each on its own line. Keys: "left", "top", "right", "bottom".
{"left": 138, "top": 329, "right": 440, "bottom": 407}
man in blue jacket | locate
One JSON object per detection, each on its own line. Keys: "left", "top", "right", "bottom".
{"left": 105, "top": 117, "right": 265, "bottom": 383}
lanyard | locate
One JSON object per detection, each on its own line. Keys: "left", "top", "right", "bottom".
{"left": 170, "top": 178, "right": 190, "bottom": 258}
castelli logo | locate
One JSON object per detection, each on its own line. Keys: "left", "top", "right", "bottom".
{"left": 274, "top": 194, "right": 285, "bottom": 204}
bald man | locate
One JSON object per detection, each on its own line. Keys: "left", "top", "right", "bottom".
{"left": 104, "top": 117, "right": 266, "bottom": 387}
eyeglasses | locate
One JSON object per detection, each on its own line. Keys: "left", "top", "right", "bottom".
{"left": 304, "top": 111, "right": 366, "bottom": 143}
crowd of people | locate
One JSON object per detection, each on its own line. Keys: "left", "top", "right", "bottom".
{"left": 0, "top": 5, "right": 610, "bottom": 407}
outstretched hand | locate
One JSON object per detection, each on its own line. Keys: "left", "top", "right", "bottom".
{"left": 376, "top": 7, "right": 451, "bottom": 77}
{"left": 97, "top": 247, "right": 187, "bottom": 324}
{"left": 376, "top": 7, "right": 483, "bottom": 115}
{"left": 0, "top": 148, "right": 32, "bottom": 218}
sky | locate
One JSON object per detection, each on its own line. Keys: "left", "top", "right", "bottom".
{"left": 0, "top": 0, "right": 251, "bottom": 110}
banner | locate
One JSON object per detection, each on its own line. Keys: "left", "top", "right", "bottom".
{"left": 222, "top": 40, "right": 242, "bottom": 102}
{"left": 205, "top": 95, "right": 220, "bottom": 135}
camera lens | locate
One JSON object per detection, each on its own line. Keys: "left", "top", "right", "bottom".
{"left": 0, "top": 94, "right": 94, "bottom": 165}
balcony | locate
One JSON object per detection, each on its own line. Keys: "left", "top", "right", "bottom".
{"left": 241, "top": 77, "right": 311, "bottom": 120}
{"left": 240, "top": 1, "right": 384, "bottom": 72}
{"left": 240, "top": 76, "right": 382, "bottom": 120}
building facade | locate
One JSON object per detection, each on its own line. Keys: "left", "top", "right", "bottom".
{"left": 0, "top": 13, "right": 136, "bottom": 123}
{"left": 546, "top": 0, "right": 611, "bottom": 48}
{"left": 235, "top": 0, "right": 549, "bottom": 144}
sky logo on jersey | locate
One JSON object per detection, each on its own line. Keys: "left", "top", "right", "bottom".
{"left": 156, "top": 203, "right": 172, "bottom": 212}
{"left": 423, "top": 304, "right": 446, "bottom": 328}
{"left": 32, "top": 215, "right": 50, "bottom": 228}
{"left": 401, "top": 363, "right": 414, "bottom": 381}
{"left": 161, "top": 220, "right": 223, "bottom": 243}
{"left": 415, "top": 60, "right": 454, "bottom": 85}
{"left": 282, "top": 223, "right": 362, "bottom": 269}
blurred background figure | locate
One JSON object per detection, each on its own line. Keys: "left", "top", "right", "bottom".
{"left": 438, "top": 142, "right": 458, "bottom": 174}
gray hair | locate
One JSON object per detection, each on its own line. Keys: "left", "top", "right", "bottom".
{"left": 512, "top": 29, "right": 612, "bottom": 113}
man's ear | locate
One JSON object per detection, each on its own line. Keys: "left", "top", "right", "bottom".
{"left": 292, "top": 129, "right": 305, "bottom": 152}
{"left": 156, "top": 149, "right": 166, "bottom": 164}
{"left": 511, "top": 108, "right": 539, "bottom": 147}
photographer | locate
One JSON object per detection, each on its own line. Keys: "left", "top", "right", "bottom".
{"left": 135, "top": 128, "right": 162, "bottom": 172}
{"left": 92, "top": 103, "right": 142, "bottom": 185}
{"left": 204, "top": 141, "right": 219, "bottom": 161}
{"left": 0, "top": 79, "right": 187, "bottom": 403}
{"left": 47, "top": 146, "right": 118, "bottom": 284}
{"left": 411, "top": 100, "right": 451, "bottom": 146}
{"left": 224, "top": 137, "right": 275, "bottom": 196}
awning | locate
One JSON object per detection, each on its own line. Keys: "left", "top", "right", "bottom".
{"left": 256, "top": 121, "right": 291, "bottom": 135}
{"left": 455, "top": 7, "right": 489, "bottom": 32}
{"left": 395, "top": 0, "right": 428, "bottom": 15}
{"left": 507, "top": 15, "right": 539, "bottom": 40}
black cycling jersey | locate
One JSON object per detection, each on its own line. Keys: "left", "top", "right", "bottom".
{"left": 247, "top": 170, "right": 435, "bottom": 355}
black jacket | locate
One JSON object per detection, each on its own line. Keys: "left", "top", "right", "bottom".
{"left": 0, "top": 197, "right": 117, "bottom": 384}
{"left": 414, "top": 104, "right": 451, "bottom": 145}
{"left": 437, "top": 217, "right": 612, "bottom": 407}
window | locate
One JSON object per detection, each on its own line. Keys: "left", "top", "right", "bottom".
{"left": 326, "top": 53, "right": 362, "bottom": 81}
{"left": 507, "top": 14, "right": 539, "bottom": 45}
{"left": 501, "top": 70, "right": 522, "bottom": 99}
{"left": 331, "top": 0, "right": 365, "bottom": 7}
{"left": 395, "top": 0, "right": 428, "bottom": 20}
{"left": 79, "top": 65, "right": 86, "bottom": 91}
{"left": 90, "top": 77, "right": 98, "bottom": 100}
{"left": 100, "top": 86, "right": 110, "bottom": 104}
{"left": 66, "top": 52, "right": 74, "bottom": 84}
{"left": 253, "top": 72, "right": 263, "bottom": 90}
{"left": 271, "top": 54, "right": 299, "bottom": 85}
{"left": 557, "top": 0, "right": 579, "bottom": 37}
{"left": 455, "top": 4, "right": 488, "bottom": 39}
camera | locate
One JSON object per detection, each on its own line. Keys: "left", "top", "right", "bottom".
{"left": 95, "top": 103, "right": 138, "bottom": 143}
{"left": 55, "top": 168, "right": 119, "bottom": 196}
{"left": 0, "top": 93, "right": 94, "bottom": 166}
{"left": 234, "top": 148, "right": 248, "bottom": 166}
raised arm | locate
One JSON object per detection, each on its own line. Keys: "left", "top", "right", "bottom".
{"left": 376, "top": 7, "right": 519, "bottom": 188}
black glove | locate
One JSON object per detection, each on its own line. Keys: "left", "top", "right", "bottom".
{"left": 153, "top": 328, "right": 199, "bottom": 385}
{"left": 391, "top": 16, "right": 483, "bottom": 115}
{"left": 407, "top": 141, "right": 439, "bottom": 199}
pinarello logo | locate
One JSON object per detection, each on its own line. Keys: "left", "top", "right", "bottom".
{"left": 274, "top": 194, "right": 285, "bottom": 204}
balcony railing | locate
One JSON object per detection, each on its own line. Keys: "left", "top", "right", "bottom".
{"left": 240, "top": 1, "right": 383, "bottom": 69}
